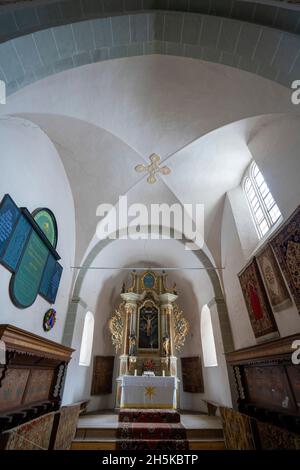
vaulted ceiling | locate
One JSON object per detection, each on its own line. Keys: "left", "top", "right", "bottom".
{"left": 2, "top": 53, "right": 299, "bottom": 270}
{"left": 1, "top": 1, "right": 300, "bottom": 283}
{"left": 1, "top": 1, "right": 300, "bottom": 94}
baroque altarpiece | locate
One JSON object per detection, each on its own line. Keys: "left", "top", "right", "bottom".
{"left": 109, "top": 271, "right": 189, "bottom": 408}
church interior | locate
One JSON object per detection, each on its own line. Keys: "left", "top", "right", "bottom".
{"left": 0, "top": 0, "right": 300, "bottom": 453}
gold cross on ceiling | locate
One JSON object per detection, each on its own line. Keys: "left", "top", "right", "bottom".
{"left": 135, "top": 153, "right": 171, "bottom": 184}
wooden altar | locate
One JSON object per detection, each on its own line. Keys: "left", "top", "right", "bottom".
{"left": 109, "top": 271, "right": 188, "bottom": 409}
{"left": 0, "top": 324, "right": 73, "bottom": 433}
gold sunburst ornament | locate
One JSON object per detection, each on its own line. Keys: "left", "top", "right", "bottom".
{"left": 135, "top": 153, "right": 171, "bottom": 184}
{"left": 145, "top": 386, "right": 156, "bottom": 399}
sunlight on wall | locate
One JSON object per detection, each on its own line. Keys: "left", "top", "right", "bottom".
{"left": 201, "top": 304, "right": 218, "bottom": 367}
{"left": 79, "top": 311, "right": 94, "bottom": 367}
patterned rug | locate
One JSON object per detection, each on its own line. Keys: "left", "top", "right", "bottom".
{"left": 117, "top": 409, "right": 188, "bottom": 450}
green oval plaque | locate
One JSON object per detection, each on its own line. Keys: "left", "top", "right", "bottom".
{"left": 33, "top": 208, "right": 58, "bottom": 248}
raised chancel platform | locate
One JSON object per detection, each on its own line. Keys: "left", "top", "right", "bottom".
{"left": 71, "top": 410, "right": 224, "bottom": 450}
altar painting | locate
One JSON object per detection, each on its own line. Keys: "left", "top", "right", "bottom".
{"left": 138, "top": 303, "right": 159, "bottom": 350}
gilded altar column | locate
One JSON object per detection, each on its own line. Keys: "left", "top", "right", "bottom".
{"left": 120, "top": 292, "right": 140, "bottom": 376}
{"left": 159, "top": 292, "right": 178, "bottom": 376}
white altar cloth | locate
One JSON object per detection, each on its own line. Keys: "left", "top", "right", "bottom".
{"left": 117, "top": 375, "right": 178, "bottom": 409}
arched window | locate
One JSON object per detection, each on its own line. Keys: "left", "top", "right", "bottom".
{"left": 243, "top": 161, "right": 281, "bottom": 238}
{"left": 79, "top": 311, "right": 94, "bottom": 367}
{"left": 201, "top": 305, "right": 218, "bottom": 367}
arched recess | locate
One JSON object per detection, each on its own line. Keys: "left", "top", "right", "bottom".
{"left": 62, "top": 224, "right": 236, "bottom": 403}
{"left": 1, "top": 11, "right": 300, "bottom": 95}
{"left": 63, "top": 226, "right": 233, "bottom": 352}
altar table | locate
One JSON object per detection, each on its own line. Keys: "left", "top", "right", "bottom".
{"left": 117, "top": 375, "right": 179, "bottom": 409}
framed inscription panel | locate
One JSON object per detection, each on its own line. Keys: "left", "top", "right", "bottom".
{"left": 0, "top": 194, "right": 20, "bottom": 259}
{"left": 0, "top": 194, "right": 63, "bottom": 309}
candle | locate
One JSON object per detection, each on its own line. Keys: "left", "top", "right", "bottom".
{"left": 134, "top": 369, "right": 137, "bottom": 376}
{"left": 162, "top": 370, "right": 165, "bottom": 376}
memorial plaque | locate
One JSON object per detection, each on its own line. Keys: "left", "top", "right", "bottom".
{"left": 47, "top": 262, "right": 63, "bottom": 303}
{"left": 10, "top": 232, "right": 49, "bottom": 308}
{"left": 2, "top": 215, "right": 31, "bottom": 271}
{"left": 39, "top": 254, "right": 56, "bottom": 299}
{"left": 0, "top": 194, "right": 63, "bottom": 309}
{"left": 0, "top": 194, "right": 20, "bottom": 258}
{"left": 40, "top": 255, "right": 62, "bottom": 303}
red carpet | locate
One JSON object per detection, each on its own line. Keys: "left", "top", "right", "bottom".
{"left": 117, "top": 409, "right": 189, "bottom": 451}
{"left": 118, "top": 409, "right": 180, "bottom": 423}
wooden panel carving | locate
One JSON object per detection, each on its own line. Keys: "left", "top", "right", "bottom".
{"left": 0, "top": 368, "right": 29, "bottom": 411}
{"left": 23, "top": 369, "right": 54, "bottom": 404}
{"left": 286, "top": 366, "right": 300, "bottom": 411}
{"left": 181, "top": 356, "right": 204, "bottom": 393}
{"left": 244, "top": 365, "right": 296, "bottom": 413}
{"left": 91, "top": 356, "right": 114, "bottom": 395}
{"left": 0, "top": 324, "right": 73, "bottom": 433}
{"left": 226, "top": 334, "right": 300, "bottom": 434}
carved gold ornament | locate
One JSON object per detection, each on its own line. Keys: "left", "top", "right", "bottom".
{"left": 135, "top": 153, "right": 171, "bottom": 184}
{"left": 109, "top": 303, "right": 124, "bottom": 352}
{"left": 173, "top": 305, "right": 189, "bottom": 352}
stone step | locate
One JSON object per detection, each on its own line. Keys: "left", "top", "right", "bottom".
{"left": 75, "top": 426, "right": 223, "bottom": 440}
{"left": 71, "top": 438, "right": 225, "bottom": 451}
{"left": 119, "top": 409, "right": 181, "bottom": 423}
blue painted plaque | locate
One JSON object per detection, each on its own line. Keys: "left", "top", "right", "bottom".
{"left": 143, "top": 273, "right": 155, "bottom": 288}
{"left": 2, "top": 215, "right": 31, "bottom": 271}
{"left": 0, "top": 194, "right": 63, "bottom": 309}
{"left": 46, "top": 262, "right": 63, "bottom": 303}
{"left": 0, "top": 194, "right": 20, "bottom": 258}
{"left": 10, "top": 232, "right": 49, "bottom": 308}
{"left": 39, "top": 254, "right": 56, "bottom": 299}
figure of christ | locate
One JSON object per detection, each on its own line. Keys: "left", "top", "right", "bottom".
{"left": 142, "top": 312, "right": 156, "bottom": 337}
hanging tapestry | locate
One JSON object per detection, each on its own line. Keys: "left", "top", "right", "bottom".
{"left": 219, "top": 407, "right": 257, "bottom": 450}
{"left": 238, "top": 259, "right": 278, "bottom": 338}
{"left": 181, "top": 357, "right": 204, "bottom": 393}
{"left": 0, "top": 412, "right": 55, "bottom": 450}
{"left": 256, "top": 244, "right": 292, "bottom": 312}
{"left": 256, "top": 420, "right": 300, "bottom": 450}
{"left": 270, "top": 205, "right": 300, "bottom": 313}
{"left": 51, "top": 403, "right": 81, "bottom": 450}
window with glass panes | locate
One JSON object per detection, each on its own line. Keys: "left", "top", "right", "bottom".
{"left": 244, "top": 162, "right": 281, "bottom": 238}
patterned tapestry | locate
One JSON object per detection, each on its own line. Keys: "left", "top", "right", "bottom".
{"left": 256, "top": 244, "right": 292, "bottom": 312}
{"left": 256, "top": 421, "right": 300, "bottom": 450}
{"left": 271, "top": 206, "right": 300, "bottom": 312}
{"left": 238, "top": 259, "right": 278, "bottom": 338}
{"left": 0, "top": 412, "right": 55, "bottom": 450}
{"left": 52, "top": 403, "right": 81, "bottom": 450}
{"left": 219, "top": 407, "right": 256, "bottom": 450}
{"left": 181, "top": 356, "right": 204, "bottom": 393}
